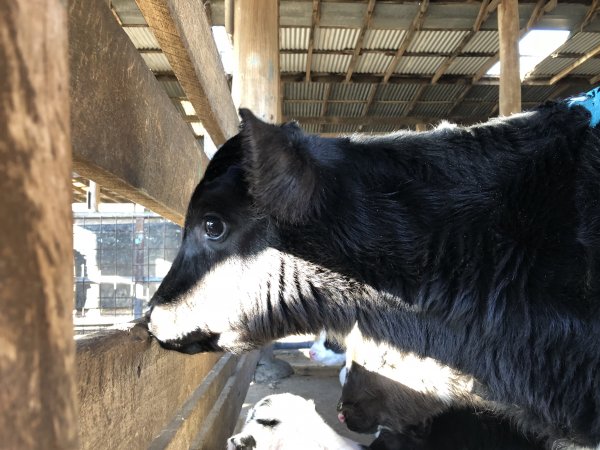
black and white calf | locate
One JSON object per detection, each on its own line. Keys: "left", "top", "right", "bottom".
{"left": 149, "top": 98, "right": 600, "bottom": 447}
{"left": 227, "top": 393, "right": 364, "bottom": 450}
{"left": 309, "top": 330, "right": 346, "bottom": 366}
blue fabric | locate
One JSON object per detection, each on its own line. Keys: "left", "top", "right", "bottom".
{"left": 567, "top": 86, "right": 600, "bottom": 127}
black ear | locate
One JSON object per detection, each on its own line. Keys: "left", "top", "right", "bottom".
{"left": 239, "top": 109, "right": 324, "bottom": 224}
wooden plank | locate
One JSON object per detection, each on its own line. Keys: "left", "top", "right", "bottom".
{"left": 345, "top": 0, "right": 377, "bottom": 82}
{"left": 0, "top": 0, "right": 78, "bottom": 448}
{"left": 498, "top": 0, "right": 521, "bottom": 115}
{"left": 381, "top": 0, "right": 429, "bottom": 84}
{"left": 148, "top": 354, "right": 239, "bottom": 450}
{"left": 69, "top": 0, "right": 208, "bottom": 226}
{"left": 191, "top": 351, "right": 262, "bottom": 450}
{"left": 77, "top": 322, "right": 223, "bottom": 450}
{"left": 134, "top": 0, "right": 239, "bottom": 146}
{"left": 306, "top": 0, "right": 321, "bottom": 82}
{"left": 233, "top": 0, "right": 281, "bottom": 121}
{"left": 550, "top": 42, "right": 600, "bottom": 85}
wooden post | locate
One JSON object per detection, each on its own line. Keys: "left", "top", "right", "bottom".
{"left": 498, "top": 0, "right": 521, "bottom": 115}
{"left": 232, "top": 0, "right": 281, "bottom": 123}
{"left": 0, "top": 0, "right": 78, "bottom": 448}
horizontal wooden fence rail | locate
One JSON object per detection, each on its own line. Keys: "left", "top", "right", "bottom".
{"left": 77, "top": 322, "right": 259, "bottom": 450}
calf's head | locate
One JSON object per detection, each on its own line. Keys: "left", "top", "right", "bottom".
{"left": 148, "top": 110, "right": 364, "bottom": 353}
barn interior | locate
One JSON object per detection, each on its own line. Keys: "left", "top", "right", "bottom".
{"left": 2, "top": 0, "right": 600, "bottom": 448}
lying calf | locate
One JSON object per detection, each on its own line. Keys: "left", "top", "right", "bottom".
{"left": 228, "top": 393, "right": 364, "bottom": 450}
{"left": 338, "top": 362, "right": 545, "bottom": 450}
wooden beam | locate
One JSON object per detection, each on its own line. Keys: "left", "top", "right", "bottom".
{"left": 382, "top": 0, "right": 430, "bottom": 84}
{"left": 498, "top": 0, "right": 521, "bottom": 115}
{"left": 345, "top": 0, "right": 377, "bottom": 82}
{"left": 306, "top": 0, "right": 321, "bottom": 82}
{"left": 233, "top": 0, "right": 281, "bottom": 122}
{"left": 362, "top": 84, "right": 379, "bottom": 117}
{"left": 550, "top": 42, "right": 600, "bottom": 85}
{"left": 474, "top": 0, "right": 556, "bottom": 84}
{"left": 403, "top": 84, "right": 428, "bottom": 117}
{"left": 431, "top": 0, "right": 493, "bottom": 84}
{"left": 320, "top": 83, "right": 332, "bottom": 133}
{"left": 134, "top": 0, "right": 239, "bottom": 145}
{"left": 69, "top": 0, "right": 208, "bottom": 226}
{"left": 577, "top": 0, "right": 600, "bottom": 32}
{"left": 0, "top": 0, "right": 77, "bottom": 448}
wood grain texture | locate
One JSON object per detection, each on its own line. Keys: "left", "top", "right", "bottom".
{"left": 0, "top": 0, "right": 78, "bottom": 447}
{"left": 498, "top": 0, "right": 521, "bottom": 115}
{"left": 134, "top": 0, "right": 239, "bottom": 145}
{"left": 69, "top": 0, "right": 207, "bottom": 225}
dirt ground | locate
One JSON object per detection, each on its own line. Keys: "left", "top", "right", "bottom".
{"left": 234, "top": 348, "right": 373, "bottom": 447}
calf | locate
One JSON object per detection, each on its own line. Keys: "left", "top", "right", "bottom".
{"left": 227, "top": 393, "right": 364, "bottom": 450}
{"left": 149, "top": 97, "right": 600, "bottom": 446}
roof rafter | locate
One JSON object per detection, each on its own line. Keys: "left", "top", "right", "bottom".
{"left": 306, "top": 0, "right": 321, "bottom": 82}
{"left": 381, "top": 0, "right": 430, "bottom": 84}
{"left": 345, "top": 0, "right": 377, "bottom": 82}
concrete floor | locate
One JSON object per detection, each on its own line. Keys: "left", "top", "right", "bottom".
{"left": 234, "top": 348, "right": 372, "bottom": 447}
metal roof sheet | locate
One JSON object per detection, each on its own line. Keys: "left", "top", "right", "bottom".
{"left": 371, "top": 3, "right": 419, "bottom": 29}
{"left": 422, "top": 3, "right": 483, "bottom": 30}
{"left": 558, "top": 32, "right": 600, "bottom": 54}
{"left": 462, "top": 31, "right": 499, "bottom": 54}
{"left": 330, "top": 83, "right": 374, "bottom": 101}
{"left": 122, "top": 27, "right": 159, "bottom": 50}
{"left": 522, "top": 86, "right": 561, "bottom": 103}
{"left": 529, "top": 57, "right": 577, "bottom": 76}
{"left": 326, "top": 102, "right": 365, "bottom": 117}
{"left": 319, "top": 3, "right": 367, "bottom": 28}
{"left": 464, "top": 85, "right": 498, "bottom": 102}
{"left": 408, "top": 30, "right": 471, "bottom": 54}
{"left": 421, "top": 84, "right": 466, "bottom": 102}
{"left": 280, "top": 27, "right": 310, "bottom": 51}
{"left": 363, "top": 29, "right": 407, "bottom": 50}
{"left": 375, "top": 84, "right": 421, "bottom": 101}
{"left": 312, "top": 54, "right": 352, "bottom": 73}
{"left": 323, "top": 123, "right": 359, "bottom": 134}
{"left": 364, "top": 124, "right": 405, "bottom": 133}
{"left": 395, "top": 56, "right": 445, "bottom": 75}
{"left": 355, "top": 53, "right": 393, "bottom": 74}
{"left": 446, "top": 57, "right": 489, "bottom": 75}
{"left": 412, "top": 102, "right": 454, "bottom": 118}
{"left": 279, "top": 1, "right": 312, "bottom": 27}
{"left": 570, "top": 58, "right": 600, "bottom": 76}
{"left": 280, "top": 53, "right": 307, "bottom": 73}
{"left": 301, "top": 123, "right": 321, "bottom": 134}
{"left": 112, "top": 0, "right": 146, "bottom": 25}
{"left": 315, "top": 28, "right": 360, "bottom": 51}
{"left": 368, "top": 102, "right": 410, "bottom": 117}
{"left": 159, "top": 79, "right": 185, "bottom": 98}
{"left": 284, "top": 82, "right": 327, "bottom": 100}
{"left": 140, "top": 53, "right": 172, "bottom": 72}
{"left": 284, "top": 102, "right": 322, "bottom": 118}
{"left": 452, "top": 102, "right": 495, "bottom": 119}
{"left": 535, "top": 3, "right": 591, "bottom": 30}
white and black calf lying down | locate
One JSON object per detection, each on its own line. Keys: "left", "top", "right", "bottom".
{"left": 228, "top": 393, "right": 363, "bottom": 450}
{"left": 149, "top": 94, "right": 600, "bottom": 447}
{"left": 309, "top": 331, "right": 346, "bottom": 367}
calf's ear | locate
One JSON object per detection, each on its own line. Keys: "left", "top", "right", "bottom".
{"left": 239, "top": 108, "right": 324, "bottom": 223}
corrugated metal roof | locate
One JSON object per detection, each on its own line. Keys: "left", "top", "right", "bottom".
{"left": 160, "top": 79, "right": 185, "bottom": 98}
{"left": 301, "top": 123, "right": 321, "bottom": 134}
{"left": 570, "top": 58, "right": 600, "bottom": 76}
{"left": 462, "top": 31, "right": 499, "bottom": 54}
{"left": 558, "top": 32, "right": 600, "bottom": 54}
{"left": 140, "top": 53, "right": 172, "bottom": 72}
{"left": 363, "top": 29, "right": 407, "bottom": 50}
{"left": 529, "top": 57, "right": 577, "bottom": 77}
{"left": 395, "top": 56, "right": 445, "bottom": 75}
{"left": 284, "top": 102, "right": 322, "bottom": 117}
{"left": 123, "top": 27, "right": 159, "bottom": 50}
{"left": 319, "top": 3, "right": 365, "bottom": 28}
{"left": 284, "top": 82, "right": 327, "bottom": 100}
{"left": 408, "top": 30, "right": 470, "bottom": 54}
{"left": 326, "top": 102, "right": 365, "bottom": 117}
{"left": 452, "top": 102, "right": 495, "bottom": 119}
{"left": 312, "top": 54, "right": 352, "bottom": 73}
{"left": 375, "top": 84, "right": 421, "bottom": 101}
{"left": 315, "top": 28, "right": 360, "bottom": 51}
{"left": 421, "top": 84, "right": 466, "bottom": 102}
{"left": 330, "top": 83, "right": 374, "bottom": 101}
{"left": 279, "top": 1, "right": 312, "bottom": 27}
{"left": 364, "top": 124, "right": 405, "bottom": 133}
{"left": 464, "top": 85, "right": 498, "bottom": 102}
{"left": 368, "top": 102, "right": 410, "bottom": 117}
{"left": 280, "top": 53, "right": 307, "bottom": 72}
{"left": 112, "top": 0, "right": 146, "bottom": 25}
{"left": 446, "top": 57, "right": 489, "bottom": 75}
{"left": 412, "top": 102, "right": 454, "bottom": 118}
{"left": 355, "top": 53, "right": 393, "bottom": 74}
{"left": 280, "top": 27, "right": 310, "bottom": 51}
{"left": 423, "top": 3, "right": 482, "bottom": 30}
{"left": 535, "top": 3, "right": 591, "bottom": 31}
{"left": 522, "top": 86, "right": 561, "bottom": 103}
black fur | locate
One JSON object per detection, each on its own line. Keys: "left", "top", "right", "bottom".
{"left": 149, "top": 102, "right": 600, "bottom": 446}
{"left": 339, "top": 361, "right": 545, "bottom": 449}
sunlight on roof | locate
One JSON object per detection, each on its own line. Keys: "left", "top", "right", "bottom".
{"left": 487, "top": 29, "right": 571, "bottom": 80}
{"left": 212, "top": 26, "right": 234, "bottom": 75}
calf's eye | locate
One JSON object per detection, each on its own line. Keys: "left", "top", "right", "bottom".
{"left": 204, "top": 215, "right": 227, "bottom": 240}
{"left": 256, "top": 418, "right": 280, "bottom": 427}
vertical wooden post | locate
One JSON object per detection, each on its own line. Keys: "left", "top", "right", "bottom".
{"left": 232, "top": 0, "right": 281, "bottom": 123}
{"left": 498, "top": 0, "right": 521, "bottom": 115}
{"left": 0, "top": 0, "right": 78, "bottom": 448}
